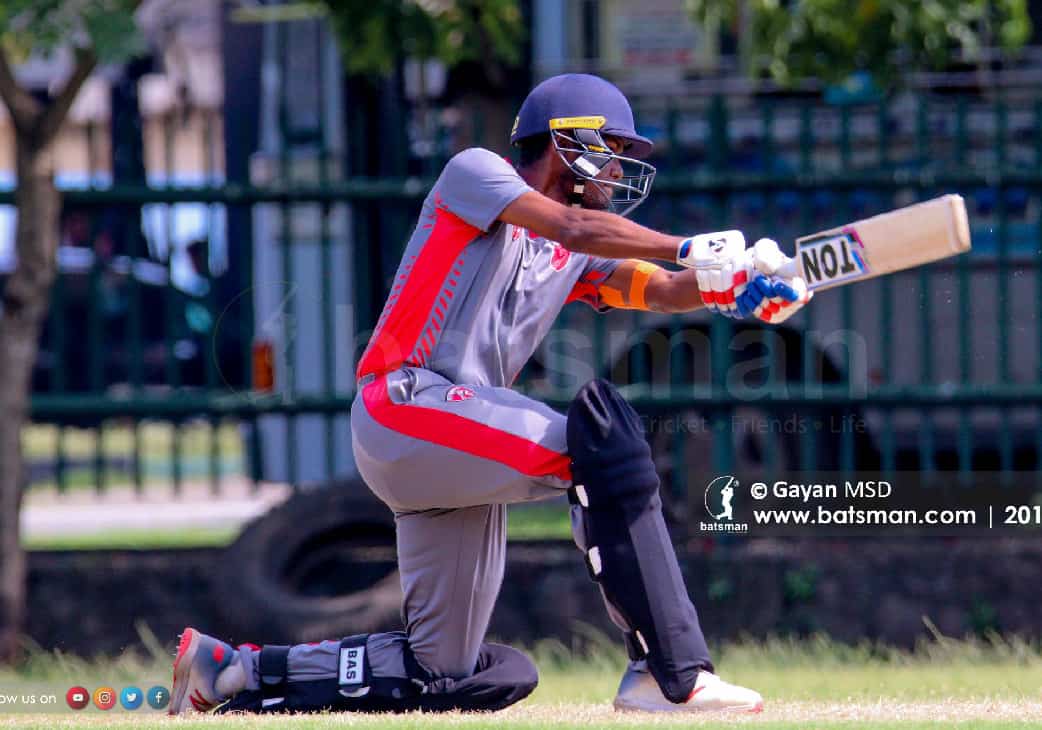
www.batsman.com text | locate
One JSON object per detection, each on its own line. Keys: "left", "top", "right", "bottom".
{"left": 700, "top": 506, "right": 977, "bottom": 533}
{"left": 697, "top": 473, "right": 1042, "bottom": 537}
{"left": 751, "top": 505, "right": 977, "bottom": 527}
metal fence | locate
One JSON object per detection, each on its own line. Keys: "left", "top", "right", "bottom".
{"left": 8, "top": 33, "right": 1041, "bottom": 508}
{"left": 542, "top": 91, "right": 1042, "bottom": 516}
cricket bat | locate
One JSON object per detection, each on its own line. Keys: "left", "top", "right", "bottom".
{"left": 755, "top": 194, "right": 971, "bottom": 291}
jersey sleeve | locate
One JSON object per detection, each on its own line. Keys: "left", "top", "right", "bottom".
{"left": 566, "top": 255, "right": 622, "bottom": 312}
{"left": 432, "top": 147, "right": 533, "bottom": 232}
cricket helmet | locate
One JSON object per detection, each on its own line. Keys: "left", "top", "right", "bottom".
{"left": 510, "top": 73, "right": 656, "bottom": 216}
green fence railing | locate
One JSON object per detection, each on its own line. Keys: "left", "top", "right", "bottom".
{"left": 7, "top": 79, "right": 1041, "bottom": 508}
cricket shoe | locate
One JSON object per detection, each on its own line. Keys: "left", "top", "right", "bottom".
{"left": 170, "top": 627, "right": 248, "bottom": 714}
{"left": 613, "top": 661, "right": 763, "bottom": 713}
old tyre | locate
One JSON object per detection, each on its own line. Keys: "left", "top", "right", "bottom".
{"left": 213, "top": 478, "right": 402, "bottom": 644}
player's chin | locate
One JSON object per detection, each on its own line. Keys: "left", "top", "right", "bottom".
{"left": 583, "top": 192, "right": 613, "bottom": 211}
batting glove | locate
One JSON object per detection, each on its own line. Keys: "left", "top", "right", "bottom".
{"left": 749, "top": 238, "right": 813, "bottom": 323}
{"left": 676, "top": 231, "right": 807, "bottom": 322}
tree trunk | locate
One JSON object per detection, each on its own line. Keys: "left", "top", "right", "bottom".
{"left": 0, "top": 139, "right": 60, "bottom": 663}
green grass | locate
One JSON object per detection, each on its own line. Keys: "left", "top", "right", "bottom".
{"left": 20, "top": 504, "right": 569, "bottom": 551}
{"left": 22, "top": 526, "right": 241, "bottom": 551}
{"left": 0, "top": 716, "right": 1038, "bottom": 730}
{"left": 507, "top": 503, "right": 572, "bottom": 540}
{"left": 1, "top": 630, "right": 1041, "bottom": 728}
{"left": 527, "top": 629, "right": 1042, "bottom": 703}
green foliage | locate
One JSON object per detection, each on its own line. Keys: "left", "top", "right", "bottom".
{"left": 506, "top": 503, "right": 572, "bottom": 540}
{"left": 783, "top": 565, "right": 820, "bottom": 603}
{"left": 0, "top": 0, "right": 144, "bottom": 64}
{"left": 707, "top": 574, "right": 734, "bottom": 601}
{"left": 321, "top": 0, "right": 524, "bottom": 77}
{"left": 688, "top": 0, "right": 1032, "bottom": 86}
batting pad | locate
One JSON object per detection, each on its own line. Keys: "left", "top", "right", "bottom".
{"left": 217, "top": 635, "right": 536, "bottom": 714}
{"left": 567, "top": 378, "right": 713, "bottom": 703}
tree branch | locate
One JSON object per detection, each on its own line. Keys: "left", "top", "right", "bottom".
{"left": 35, "top": 46, "right": 97, "bottom": 147}
{"left": 0, "top": 50, "right": 42, "bottom": 135}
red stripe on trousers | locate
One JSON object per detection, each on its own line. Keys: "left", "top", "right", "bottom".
{"left": 356, "top": 206, "right": 478, "bottom": 380}
{"left": 362, "top": 376, "right": 572, "bottom": 481}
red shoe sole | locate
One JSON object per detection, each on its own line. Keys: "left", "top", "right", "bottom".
{"left": 170, "top": 628, "right": 200, "bottom": 715}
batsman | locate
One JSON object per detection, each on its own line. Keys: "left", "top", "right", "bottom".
{"left": 171, "top": 73, "right": 811, "bottom": 715}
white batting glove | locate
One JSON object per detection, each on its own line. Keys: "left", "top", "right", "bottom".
{"left": 675, "top": 230, "right": 750, "bottom": 319}
{"left": 749, "top": 238, "right": 814, "bottom": 323}
{"left": 676, "top": 232, "right": 812, "bottom": 323}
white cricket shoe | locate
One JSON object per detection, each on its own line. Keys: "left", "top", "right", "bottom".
{"left": 613, "top": 661, "right": 763, "bottom": 713}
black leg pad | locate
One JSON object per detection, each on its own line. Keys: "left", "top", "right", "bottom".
{"left": 567, "top": 378, "right": 713, "bottom": 703}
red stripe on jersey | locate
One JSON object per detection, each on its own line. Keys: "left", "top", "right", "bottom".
{"left": 362, "top": 376, "right": 572, "bottom": 481}
{"left": 566, "top": 280, "right": 599, "bottom": 306}
{"left": 356, "top": 206, "right": 478, "bottom": 380}
{"left": 566, "top": 270, "right": 608, "bottom": 308}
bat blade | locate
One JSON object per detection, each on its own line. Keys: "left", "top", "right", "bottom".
{"left": 782, "top": 194, "right": 971, "bottom": 291}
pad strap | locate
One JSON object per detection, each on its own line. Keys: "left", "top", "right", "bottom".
{"left": 258, "top": 645, "right": 290, "bottom": 709}
{"left": 338, "top": 635, "right": 372, "bottom": 698}
{"left": 567, "top": 484, "right": 589, "bottom": 507}
{"left": 624, "top": 631, "right": 649, "bottom": 660}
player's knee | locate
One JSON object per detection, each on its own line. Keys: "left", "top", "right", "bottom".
{"left": 515, "top": 661, "right": 539, "bottom": 701}
{"left": 566, "top": 378, "right": 659, "bottom": 504}
{"left": 414, "top": 653, "right": 474, "bottom": 682}
{"left": 486, "top": 644, "right": 540, "bottom": 702}
{"left": 409, "top": 638, "right": 482, "bottom": 682}
{"left": 514, "top": 648, "right": 540, "bottom": 695}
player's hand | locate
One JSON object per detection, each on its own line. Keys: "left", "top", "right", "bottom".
{"left": 743, "top": 273, "right": 811, "bottom": 323}
{"left": 676, "top": 232, "right": 812, "bottom": 323}
{"left": 674, "top": 230, "right": 749, "bottom": 319}
{"left": 749, "top": 238, "right": 813, "bottom": 323}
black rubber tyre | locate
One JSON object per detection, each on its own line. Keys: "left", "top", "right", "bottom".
{"left": 213, "top": 478, "right": 402, "bottom": 644}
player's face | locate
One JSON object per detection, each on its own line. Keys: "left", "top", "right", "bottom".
{"left": 580, "top": 136, "right": 626, "bottom": 211}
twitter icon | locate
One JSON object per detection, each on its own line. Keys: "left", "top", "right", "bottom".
{"left": 120, "top": 686, "right": 143, "bottom": 710}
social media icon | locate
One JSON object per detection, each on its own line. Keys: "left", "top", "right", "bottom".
{"left": 93, "top": 686, "right": 117, "bottom": 710}
{"left": 120, "top": 686, "right": 143, "bottom": 710}
{"left": 66, "top": 686, "right": 89, "bottom": 710}
{"left": 146, "top": 685, "right": 170, "bottom": 710}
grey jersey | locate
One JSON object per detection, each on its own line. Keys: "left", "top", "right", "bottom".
{"left": 357, "top": 147, "right": 618, "bottom": 388}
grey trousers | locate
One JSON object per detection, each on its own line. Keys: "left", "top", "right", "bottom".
{"left": 351, "top": 367, "right": 573, "bottom": 678}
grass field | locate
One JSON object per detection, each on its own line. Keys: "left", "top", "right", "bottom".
{"left": 20, "top": 526, "right": 242, "bottom": 551}
{"left": 20, "top": 503, "right": 573, "bottom": 551}
{"left": 2, "top": 632, "right": 1041, "bottom": 729}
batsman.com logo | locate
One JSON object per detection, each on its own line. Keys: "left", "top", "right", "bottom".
{"left": 702, "top": 475, "right": 749, "bottom": 533}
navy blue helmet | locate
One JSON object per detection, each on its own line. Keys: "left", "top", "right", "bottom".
{"left": 510, "top": 74, "right": 656, "bottom": 217}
